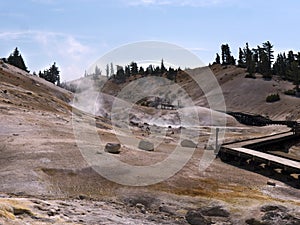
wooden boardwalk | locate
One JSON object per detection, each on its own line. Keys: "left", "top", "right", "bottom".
{"left": 219, "top": 131, "right": 300, "bottom": 175}
{"left": 224, "top": 131, "right": 293, "bottom": 148}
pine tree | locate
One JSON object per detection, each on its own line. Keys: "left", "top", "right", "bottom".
{"left": 262, "top": 41, "right": 274, "bottom": 72}
{"left": 7, "top": 47, "right": 29, "bottom": 72}
{"left": 125, "top": 65, "right": 131, "bottom": 77}
{"left": 39, "top": 63, "right": 60, "bottom": 85}
{"left": 221, "top": 44, "right": 235, "bottom": 65}
{"left": 221, "top": 44, "right": 228, "bottom": 65}
{"left": 94, "top": 66, "right": 101, "bottom": 76}
{"left": 50, "top": 62, "right": 60, "bottom": 85}
{"left": 243, "top": 43, "right": 255, "bottom": 74}
{"left": 161, "top": 59, "right": 167, "bottom": 73}
{"left": 288, "top": 61, "right": 300, "bottom": 91}
{"left": 110, "top": 63, "right": 114, "bottom": 76}
{"left": 105, "top": 64, "right": 109, "bottom": 78}
{"left": 273, "top": 53, "right": 287, "bottom": 78}
{"left": 139, "top": 66, "right": 144, "bottom": 75}
{"left": 215, "top": 53, "right": 220, "bottom": 64}
{"left": 238, "top": 48, "right": 246, "bottom": 67}
{"left": 116, "top": 66, "right": 125, "bottom": 83}
{"left": 256, "top": 45, "right": 271, "bottom": 78}
{"left": 287, "top": 50, "right": 295, "bottom": 70}
{"left": 130, "top": 62, "right": 138, "bottom": 75}
{"left": 146, "top": 65, "right": 154, "bottom": 75}
{"left": 229, "top": 55, "right": 236, "bottom": 65}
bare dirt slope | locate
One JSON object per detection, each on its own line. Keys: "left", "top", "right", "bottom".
{"left": 210, "top": 64, "right": 300, "bottom": 120}
{"left": 95, "top": 64, "right": 300, "bottom": 120}
{"left": 1, "top": 61, "right": 300, "bottom": 224}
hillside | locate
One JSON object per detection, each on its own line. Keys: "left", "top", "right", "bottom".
{"left": 1, "top": 61, "right": 300, "bottom": 224}
{"left": 84, "top": 63, "right": 300, "bottom": 121}
{"left": 211, "top": 64, "right": 300, "bottom": 120}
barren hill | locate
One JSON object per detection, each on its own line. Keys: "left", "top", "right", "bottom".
{"left": 1, "top": 61, "right": 300, "bottom": 224}
{"left": 210, "top": 64, "right": 300, "bottom": 120}
{"left": 86, "top": 64, "right": 300, "bottom": 121}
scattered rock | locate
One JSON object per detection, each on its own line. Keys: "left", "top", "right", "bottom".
{"left": 104, "top": 143, "right": 121, "bottom": 154}
{"left": 200, "top": 205, "right": 230, "bottom": 217}
{"left": 13, "top": 206, "right": 33, "bottom": 216}
{"left": 130, "top": 121, "right": 139, "bottom": 127}
{"left": 140, "top": 208, "right": 146, "bottom": 214}
{"left": 185, "top": 209, "right": 211, "bottom": 225}
{"left": 135, "top": 203, "right": 144, "bottom": 209}
{"left": 47, "top": 208, "right": 57, "bottom": 217}
{"left": 138, "top": 140, "right": 154, "bottom": 151}
{"left": 181, "top": 139, "right": 197, "bottom": 148}
{"left": 261, "top": 205, "right": 287, "bottom": 213}
{"left": 123, "top": 195, "right": 157, "bottom": 209}
{"left": 158, "top": 204, "right": 176, "bottom": 215}
{"left": 267, "top": 181, "right": 276, "bottom": 186}
{"left": 78, "top": 195, "right": 89, "bottom": 200}
{"left": 136, "top": 203, "right": 146, "bottom": 214}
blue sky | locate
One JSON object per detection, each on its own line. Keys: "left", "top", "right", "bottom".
{"left": 1, "top": 0, "right": 300, "bottom": 81}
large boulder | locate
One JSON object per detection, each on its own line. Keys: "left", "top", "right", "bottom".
{"left": 260, "top": 205, "right": 287, "bottom": 213}
{"left": 181, "top": 139, "right": 197, "bottom": 148}
{"left": 104, "top": 143, "right": 121, "bottom": 154}
{"left": 138, "top": 140, "right": 154, "bottom": 151}
{"left": 200, "top": 205, "right": 230, "bottom": 217}
{"left": 185, "top": 210, "right": 211, "bottom": 225}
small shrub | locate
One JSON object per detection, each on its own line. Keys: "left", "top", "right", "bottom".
{"left": 266, "top": 93, "right": 280, "bottom": 102}
{"left": 284, "top": 89, "right": 296, "bottom": 96}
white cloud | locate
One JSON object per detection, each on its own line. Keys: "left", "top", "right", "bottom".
{"left": 0, "top": 30, "right": 95, "bottom": 81}
{"left": 64, "top": 36, "right": 91, "bottom": 60}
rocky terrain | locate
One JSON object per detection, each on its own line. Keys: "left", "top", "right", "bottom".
{"left": 1, "top": 60, "right": 300, "bottom": 224}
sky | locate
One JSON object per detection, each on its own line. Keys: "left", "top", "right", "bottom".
{"left": 1, "top": 0, "right": 300, "bottom": 81}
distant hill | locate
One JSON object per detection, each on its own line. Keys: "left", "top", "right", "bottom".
{"left": 73, "top": 64, "right": 300, "bottom": 121}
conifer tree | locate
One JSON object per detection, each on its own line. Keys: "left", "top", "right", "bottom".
{"left": 116, "top": 66, "right": 125, "bottom": 82}
{"left": 105, "top": 64, "right": 110, "bottom": 78}
{"left": 238, "top": 48, "right": 246, "bottom": 68}
{"left": 130, "top": 62, "right": 138, "bottom": 75}
{"left": 7, "top": 47, "right": 29, "bottom": 72}
{"left": 221, "top": 44, "right": 235, "bottom": 65}
{"left": 288, "top": 61, "right": 300, "bottom": 91}
{"left": 139, "top": 66, "right": 145, "bottom": 75}
{"left": 262, "top": 41, "right": 274, "bottom": 72}
{"left": 39, "top": 62, "right": 60, "bottom": 85}
{"left": 215, "top": 53, "right": 220, "bottom": 64}
{"left": 125, "top": 65, "right": 131, "bottom": 77}
{"left": 161, "top": 59, "right": 167, "bottom": 73}
{"left": 110, "top": 63, "right": 114, "bottom": 76}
